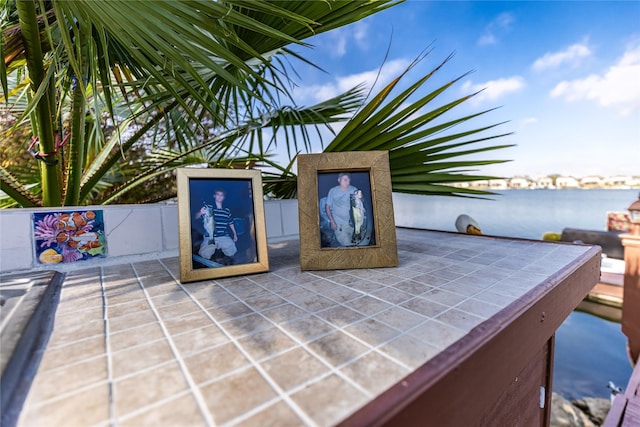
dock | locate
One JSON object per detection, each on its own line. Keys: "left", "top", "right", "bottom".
{"left": 587, "top": 272, "right": 624, "bottom": 309}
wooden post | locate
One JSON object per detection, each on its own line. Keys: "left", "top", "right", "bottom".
{"left": 621, "top": 233, "right": 640, "bottom": 363}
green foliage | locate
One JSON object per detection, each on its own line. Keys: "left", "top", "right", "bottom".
{"left": 265, "top": 54, "right": 513, "bottom": 199}
{"left": 2, "top": 0, "right": 397, "bottom": 207}
{"left": 1, "top": 0, "right": 511, "bottom": 208}
{"left": 326, "top": 54, "right": 513, "bottom": 198}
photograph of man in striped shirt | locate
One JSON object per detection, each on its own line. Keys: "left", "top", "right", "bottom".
{"left": 195, "top": 188, "right": 238, "bottom": 263}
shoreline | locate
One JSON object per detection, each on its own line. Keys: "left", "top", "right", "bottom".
{"left": 451, "top": 177, "right": 640, "bottom": 191}
{"left": 454, "top": 186, "right": 640, "bottom": 191}
{"left": 552, "top": 392, "right": 611, "bottom": 427}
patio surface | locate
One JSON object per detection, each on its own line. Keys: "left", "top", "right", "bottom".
{"left": 14, "top": 229, "right": 593, "bottom": 426}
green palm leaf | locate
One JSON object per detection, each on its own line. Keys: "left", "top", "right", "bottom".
{"left": 323, "top": 54, "right": 513, "bottom": 197}
{"left": 5, "top": 1, "right": 512, "bottom": 206}
{"left": 2, "top": 0, "right": 402, "bottom": 207}
{"left": 0, "top": 165, "right": 40, "bottom": 207}
{"left": 97, "top": 87, "right": 366, "bottom": 204}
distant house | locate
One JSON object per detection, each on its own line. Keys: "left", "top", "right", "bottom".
{"left": 489, "top": 179, "right": 508, "bottom": 190}
{"left": 535, "top": 177, "right": 555, "bottom": 189}
{"left": 580, "top": 176, "right": 604, "bottom": 188}
{"left": 509, "top": 177, "right": 531, "bottom": 189}
{"left": 451, "top": 175, "right": 637, "bottom": 190}
{"left": 604, "top": 175, "right": 634, "bottom": 187}
{"left": 450, "top": 181, "right": 472, "bottom": 188}
{"left": 556, "top": 176, "right": 580, "bottom": 189}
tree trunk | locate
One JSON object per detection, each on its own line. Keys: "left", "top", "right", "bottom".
{"left": 63, "top": 76, "right": 87, "bottom": 206}
{"left": 16, "top": 0, "right": 61, "bottom": 206}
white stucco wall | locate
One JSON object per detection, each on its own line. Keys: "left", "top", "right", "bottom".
{"left": 0, "top": 200, "right": 299, "bottom": 273}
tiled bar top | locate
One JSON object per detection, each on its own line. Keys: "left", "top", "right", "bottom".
{"left": 16, "top": 229, "right": 599, "bottom": 427}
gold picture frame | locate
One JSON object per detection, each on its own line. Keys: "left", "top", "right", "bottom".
{"left": 177, "top": 168, "right": 269, "bottom": 283}
{"left": 298, "top": 151, "right": 398, "bottom": 270}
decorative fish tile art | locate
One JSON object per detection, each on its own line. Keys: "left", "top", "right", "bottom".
{"left": 33, "top": 210, "right": 107, "bottom": 264}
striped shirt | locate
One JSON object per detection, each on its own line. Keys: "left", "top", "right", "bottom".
{"left": 212, "top": 206, "right": 233, "bottom": 237}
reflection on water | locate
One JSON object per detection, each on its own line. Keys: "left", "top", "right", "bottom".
{"left": 576, "top": 299, "right": 622, "bottom": 323}
{"left": 554, "top": 311, "right": 632, "bottom": 400}
{"left": 392, "top": 189, "right": 637, "bottom": 399}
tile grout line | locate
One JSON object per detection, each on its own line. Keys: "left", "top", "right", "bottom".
{"left": 220, "top": 289, "right": 383, "bottom": 387}
{"left": 221, "top": 367, "right": 353, "bottom": 427}
{"left": 27, "top": 348, "right": 106, "bottom": 374}
{"left": 18, "top": 380, "right": 114, "bottom": 411}
{"left": 129, "top": 262, "right": 216, "bottom": 427}
{"left": 99, "top": 266, "right": 117, "bottom": 427}
{"left": 187, "top": 362, "right": 271, "bottom": 390}
{"left": 158, "top": 260, "right": 319, "bottom": 427}
{"left": 16, "top": 233, "right": 569, "bottom": 422}
{"left": 27, "top": 265, "right": 487, "bottom": 413}
{"left": 261, "top": 275, "right": 451, "bottom": 370}
{"left": 12, "top": 275, "right": 59, "bottom": 426}
{"left": 214, "top": 278, "right": 386, "bottom": 399}
{"left": 114, "top": 389, "right": 192, "bottom": 423}
{"left": 24, "top": 359, "right": 193, "bottom": 411}
{"left": 387, "top": 262, "right": 519, "bottom": 324}
{"left": 0, "top": 290, "right": 30, "bottom": 336}
{"left": 276, "top": 271, "right": 511, "bottom": 368}
{"left": 162, "top": 252, "right": 541, "bottom": 421}
{"left": 229, "top": 275, "right": 386, "bottom": 378}
{"left": 14, "top": 275, "right": 107, "bottom": 418}
{"left": 244, "top": 269, "right": 494, "bottom": 371}
{"left": 228, "top": 273, "right": 430, "bottom": 375}
{"left": 220, "top": 395, "right": 286, "bottom": 427}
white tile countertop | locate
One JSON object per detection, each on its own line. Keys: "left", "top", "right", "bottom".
{"left": 13, "top": 228, "right": 600, "bottom": 426}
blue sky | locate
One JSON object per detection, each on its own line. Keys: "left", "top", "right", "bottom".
{"left": 285, "top": 1, "right": 640, "bottom": 178}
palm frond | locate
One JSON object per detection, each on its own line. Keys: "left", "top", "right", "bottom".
{"left": 96, "top": 85, "right": 365, "bottom": 204}
{"left": 6, "top": 0, "right": 516, "bottom": 208}
{"left": 262, "top": 155, "right": 298, "bottom": 199}
{"left": 323, "top": 54, "right": 513, "bottom": 198}
{"left": 0, "top": 165, "right": 40, "bottom": 207}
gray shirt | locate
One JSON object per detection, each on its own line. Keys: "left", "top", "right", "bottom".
{"left": 326, "top": 185, "right": 357, "bottom": 225}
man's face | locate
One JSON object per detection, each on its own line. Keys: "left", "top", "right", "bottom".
{"left": 215, "top": 191, "right": 225, "bottom": 203}
{"left": 338, "top": 175, "right": 350, "bottom": 188}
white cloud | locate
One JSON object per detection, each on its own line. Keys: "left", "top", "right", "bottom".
{"left": 532, "top": 42, "right": 591, "bottom": 71}
{"left": 550, "top": 41, "right": 640, "bottom": 116}
{"left": 328, "top": 30, "right": 348, "bottom": 58}
{"left": 478, "top": 34, "right": 497, "bottom": 46}
{"left": 294, "top": 58, "right": 412, "bottom": 104}
{"left": 478, "top": 12, "right": 515, "bottom": 46}
{"left": 325, "top": 22, "right": 371, "bottom": 58}
{"left": 462, "top": 76, "right": 525, "bottom": 105}
{"left": 336, "top": 58, "right": 409, "bottom": 92}
{"left": 620, "top": 41, "right": 640, "bottom": 65}
{"left": 521, "top": 117, "right": 538, "bottom": 125}
{"left": 353, "top": 22, "right": 369, "bottom": 46}
{"left": 495, "top": 12, "right": 515, "bottom": 28}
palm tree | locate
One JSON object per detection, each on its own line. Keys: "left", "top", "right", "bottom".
{"left": 1, "top": 0, "right": 511, "bottom": 208}
{"left": 1, "top": 0, "right": 397, "bottom": 207}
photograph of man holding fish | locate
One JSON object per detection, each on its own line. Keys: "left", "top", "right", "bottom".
{"left": 194, "top": 188, "right": 239, "bottom": 264}
{"left": 188, "top": 179, "right": 257, "bottom": 269}
{"left": 319, "top": 171, "right": 375, "bottom": 248}
{"left": 177, "top": 168, "right": 269, "bottom": 283}
{"left": 297, "top": 152, "right": 397, "bottom": 271}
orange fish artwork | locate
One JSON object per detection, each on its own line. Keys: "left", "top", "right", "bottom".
{"left": 34, "top": 210, "right": 106, "bottom": 264}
